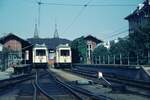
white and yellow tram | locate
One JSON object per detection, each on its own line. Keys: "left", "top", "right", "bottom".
{"left": 32, "top": 44, "right": 48, "bottom": 68}
{"left": 54, "top": 44, "right": 72, "bottom": 68}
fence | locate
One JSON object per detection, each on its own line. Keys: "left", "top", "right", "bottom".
{"left": 92, "top": 54, "right": 150, "bottom": 65}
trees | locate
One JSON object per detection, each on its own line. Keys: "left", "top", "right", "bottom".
{"left": 128, "top": 25, "right": 150, "bottom": 64}
{"left": 107, "top": 38, "right": 130, "bottom": 64}
{"left": 71, "top": 36, "right": 87, "bottom": 63}
{"left": 92, "top": 25, "right": 150, "bottom": 65}
{"left": 93, "top": 44, "right": 108, "bottom": 64}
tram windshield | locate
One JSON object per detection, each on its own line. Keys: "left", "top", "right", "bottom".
{"left": 60, "top": 50, "right": 70, "bottom": 56}
{"left": 36, "top": 49, "right": 46, "bottom": 56}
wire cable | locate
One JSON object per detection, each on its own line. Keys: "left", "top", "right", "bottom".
{"left": 22, "top": 0, "right": 139, "bottom": 7}
{"left": 104, "top": 29, "right": 129, "bottom": 41}
{"left": 40, "top": 2, "right": 137, "bottom": 7}
{"left": 63, "top": 0, "right": 93, "bottom": 33}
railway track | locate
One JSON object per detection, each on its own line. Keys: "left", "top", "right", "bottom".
{"left": 36, "top": 69, "right": 89, "bottom": 100}
{"left": 0, "top": 72, "right": 36, "bottom": 100}
{"left": 48, "top": 68, "right": 114, "bottom": 100}
{"left": 70, "top": 67, "right": 150, "bottom": 89}
{"left": 0, "top": 72, "right": 35, "bottom": 90}
{"left": 16, "top": 80, "right": 35, "bottom": 100}
{"left": 3, "top": 65, "right": 150, "bottom": 100}
{"left": 0, "top": 68, "right": 101, "bottom": 100}
{"left": 65, "top": 67, "right": 150, "bottom": 97}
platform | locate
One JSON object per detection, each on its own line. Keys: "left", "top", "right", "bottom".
{"left": 49, "top": 68, "right": 91, "bottom": 84}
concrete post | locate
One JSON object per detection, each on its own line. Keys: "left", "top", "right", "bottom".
{"left": 137, "top": 53, "right": 139, "bottom": 65}
{"left": 113, "top": 55, "right": 116, "bottom": 64}
{"left": 108, "top": 55, "right": 110, "bottom": 64}
{"left": 102, "top": 56, "right": 104, "bottom": 64}
{"left": 95, "top": 56, "right": 97, "bottom": 64}
{"left": 128, "top": 52, "right": 130, "bottom": 65}
{"left": 99, "top": 56, "right": 101, "bottom": 64}
{"left": 120, "top": 53, "right": 122, "bottom": 65}
{"left": 148, "top": 50, "right": 150, "bottom": 64}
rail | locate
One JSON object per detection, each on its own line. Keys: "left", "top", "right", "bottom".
{"left": 48, "top": 69, "right": 113, "bottom": 100}
{"left": 0, "top": 73, "right": 35, "bottom": 89}
{"left": 34, "top": 71, "right": 54, "bottom": 100}
{"left": 72, "top": 67, "right": 150, "bottom": 89}
{"left": 35, "top": 69, "right": 85, "bottom": 100}
{"left": 48, "top": 69, "right": 84, "bottom": 100}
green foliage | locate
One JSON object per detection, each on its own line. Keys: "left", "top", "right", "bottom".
{"left": 93, "top": 44, "right": 108, "bottom": 56}
{"left": 110, "top": 38, "right": 130, "bottom": 55}
{"left": 71, "top": 36, "right": 87, "bottom": 63}
{"left": 93, "top": 25, "right": 150, "bottom": 65}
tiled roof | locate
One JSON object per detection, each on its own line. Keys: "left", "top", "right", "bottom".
{"left": 84, "top": 35, "right": 103, "bottom": 44}
{"left": 27, "top": 38, "right": 71, "bottom": 50}
{"left": 0, "top": 33, "right": 31, "bottom": 47}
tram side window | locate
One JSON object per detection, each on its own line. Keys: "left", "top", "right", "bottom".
{"left": 36, "top": 49, "right": 46, "bottom": 56}
{"left": 60, "top": 50, "right": 69, "bottom": 56}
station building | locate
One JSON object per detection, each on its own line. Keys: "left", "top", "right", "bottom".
{"left": 125, "top": 0, "right": 150, "bottom": 34}
{"left": 0, "top": 33, "right": 32, "bottom": 72}
{"left": 28, "top": 23, "right": 71, "bottom": 65}
{"left": 84, "top": 35, "right": 102, "bottom": 64}
{"left": 27, "top": 37, "right": 71, "bottom": 65}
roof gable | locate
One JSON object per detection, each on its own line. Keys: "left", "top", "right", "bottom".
{"left": 84, "top": 35, "right": 103, "bottom": 44}
{"left": 27, "top": 38, "right": 71, "bottom": 50}
{"left": 0, "top": 33, "right": 31, "bottom": 47}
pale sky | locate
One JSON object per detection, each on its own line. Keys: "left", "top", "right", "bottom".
{"left": 0, "top": 0, "right": 144, "bottom": 41}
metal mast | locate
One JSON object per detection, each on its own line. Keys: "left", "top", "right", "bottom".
{"left": 34, "top": 0, "right": 42, "bottom": 38}
{"left": 54, "top": 23, "right": 59, "bottom": 38}
{"left": 34, "top": 24, "right": 39, "bottom": 38}
{"left": 38, "top": 0, "right": 42, "bottom": 34}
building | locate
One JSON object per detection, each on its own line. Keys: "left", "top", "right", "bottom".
{"left": 0, "top": 33, "right": 32, "bottom": 72}
{"left": 84, "top": 35, "right": 102, "bottom": 64}
{"left": 27, "top": 38, "right": 71, "bottom": 64}
{"left": 29, "top": 22, "right": 71, "bottom": 64}
{"left": 125, "top": 0, "right": 150, "bottom": 34}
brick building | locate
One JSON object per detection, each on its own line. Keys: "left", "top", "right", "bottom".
{"left": 84, "top": 35, "right": 102, "bottom": 64}
{"left": 0, "top": 33, "right": 32, "bottom": 71}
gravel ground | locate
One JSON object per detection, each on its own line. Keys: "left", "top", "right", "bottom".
{"left": 50, "top": 68, "right": 90, "bottom": 82}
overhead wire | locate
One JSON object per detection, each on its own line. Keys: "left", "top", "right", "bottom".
{"left": 109, "top": 29, "right": 128, "bottom": 37}
{"left": 22, "top": 0, "right": 138, "bottom": 41}
{"left": 38, "top": 2, "right": 137, "bottom": 7}
{"left": 103, "top": 26, "right": 128, "bottom": 37}
{"left": 63, "top": 0, "right": 93, "bottom": 33}
{"left": 22, "top": 0, "right": 140, "bottom": 7}
{"left": 104, "top": 29, "right": 129, "bottom": 41}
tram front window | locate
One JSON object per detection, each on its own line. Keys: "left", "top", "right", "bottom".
{"left": 60, "top": 50, "right": 70, "bottom": 56}
{"left": 36, "top": 49, "right": 46, "bottom": 56}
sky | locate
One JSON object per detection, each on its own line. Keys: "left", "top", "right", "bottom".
{"left": 0, "top": 0, "right": 144, "bottom": 41}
